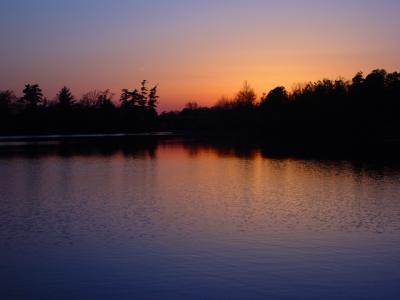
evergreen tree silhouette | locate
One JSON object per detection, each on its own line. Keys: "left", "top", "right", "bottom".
{"left": 20, "top": 84, "right": 43, "bottom": 108}
{"left": 120, "top": 89, "right": 131, "bottom": 108}
{"left": 147, "top": 85, "right": 159, "bottom": 111}
{"left": 138, "top": 80, "right": 148, "bottom": 107}
{"left": 57, "top": 86, "right": 75, "bottom": 109}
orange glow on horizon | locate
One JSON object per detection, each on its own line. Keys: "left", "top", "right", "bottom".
{"left": 1, "top": 1, "right": 399, "bottom": 111}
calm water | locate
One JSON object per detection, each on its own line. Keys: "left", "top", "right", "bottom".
{"left": 0, "top": 140, "right": 399, "bottom": 299}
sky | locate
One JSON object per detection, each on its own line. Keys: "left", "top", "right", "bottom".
{"left": 1, "top": 0, "right": 400, "bottom": 111}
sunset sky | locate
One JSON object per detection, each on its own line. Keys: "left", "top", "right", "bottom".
{"left": 1, "top": 0, "right": 400, "bottom": 111}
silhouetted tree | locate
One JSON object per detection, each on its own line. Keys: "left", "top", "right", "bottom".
{"left": 57, "top": 86, "right": 75, "bottom": 109}
{"left": 352, "top": 72, "right": 364, "bottom": 85}
{"left": 80, "top": 90, "right": 101, "bottom": 108}
{"left": 119, "top": 88, "right": 141, "bottom": 108}
{"left": 120, "top": 81, "right": 159, "bottom": 112}
{"left": 0, "top": 90, "right": 16, "bottom": 114}
{"left": 120, "top": 89, "right": 131, "bottom": 108}
{"left": 332, "top": 79, "right": 348, "bottom": 99}
{"left": 97, "top": 89, "right": 115, "bottom": 110}
{"left": 214, "top": 96, "right": 234, "bottom": 110}
{"left": 79, "top": 89, "right": 115, "bottom": 109}
{"left": 261, "top": 86, "right": 289, "bottom": 108}
{"left": 365, "top": 69, "right": 386, "bottom": 92}
{"left": 138, "top": 80, "right": 148, "bottom": 107}
{"left": 131, "top": 89, "right": 142, "bottom": 108}
{"left": 234, "top": 81, "right": 257, "bottom": 108}
{"left": 386, "top": 72, "right": 400, "bottom": 91}
{"left": 147, "top": 85, "right": 159, "bottom": 111}
{"left": 20, "top": 84, "right": 43, "bottom": 108}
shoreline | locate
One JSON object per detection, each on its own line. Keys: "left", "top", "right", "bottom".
{"left": 0, "top": 132, "right": 396, "bottom": 162}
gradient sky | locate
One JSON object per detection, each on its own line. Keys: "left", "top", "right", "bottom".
{"left": 1, "top": 0, "right": 400, "bottom": 111}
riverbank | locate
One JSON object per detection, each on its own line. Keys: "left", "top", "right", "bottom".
{"left": 0, "top": 132, "right": 397, "bottom": 162}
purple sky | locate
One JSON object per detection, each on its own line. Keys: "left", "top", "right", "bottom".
{"left": 1, "top": 0, "right": 399, "bottom": 110}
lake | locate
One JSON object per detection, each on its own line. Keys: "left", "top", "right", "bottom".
{"left": 0, "top": 138, "right": 399, "bottom": 299}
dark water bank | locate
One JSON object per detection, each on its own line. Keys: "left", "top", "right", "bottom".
{"left": 0, "top": 133, "right": 397, "bottom": 162}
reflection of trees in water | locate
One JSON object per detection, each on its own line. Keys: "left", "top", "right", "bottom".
{"left": 0, "top": 137, "right": 160, "bottom": 159}
{"left": 0, "top": 135, "right": 396, "bottom": 180}
{"left": 0, "top": 139, "right": 398, "bottom": 250}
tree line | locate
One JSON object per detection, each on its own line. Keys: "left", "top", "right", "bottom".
{"left": 0, "top": 81, "right": 159, "bottom": 134}
{"left": 0, "top": 69, "right": 399, "bottom": 142}
{"left": 161, "top": 69, "right": 399, "bottom": 142}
